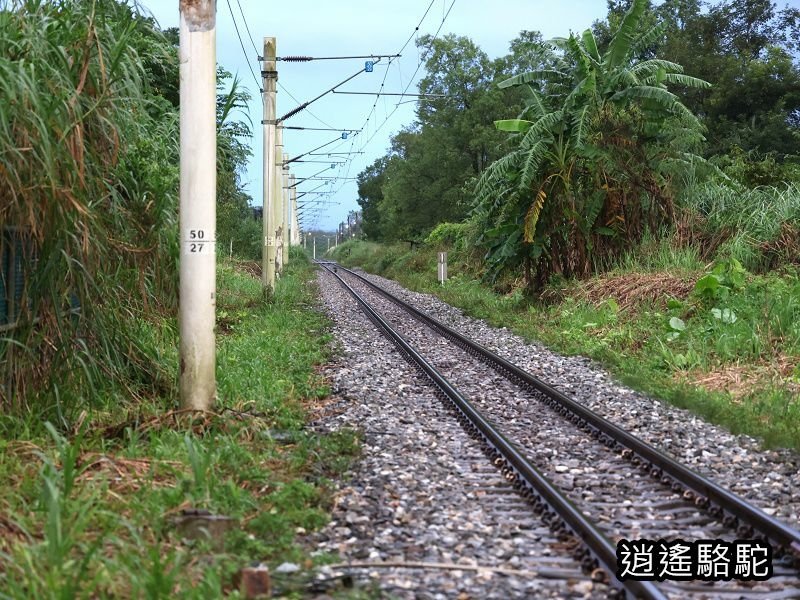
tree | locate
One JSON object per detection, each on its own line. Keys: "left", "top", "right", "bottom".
{"left": 475, "top": 0, "right": 709, "bottom": 290}
{"left": 216, "top": 70, "right": 259, "bottom": 259}
{"left": 357, "top": 34, "right": 523, "bottom": 241}
{"left": 596, "top": 0, "right": 800, "bottom": 162}
{"left": 356, "top": 156, "right": 390, "bottom": 240}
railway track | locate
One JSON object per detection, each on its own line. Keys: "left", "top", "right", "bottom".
{"left": 317, "top": 260, "right": 800, "bottom": 599}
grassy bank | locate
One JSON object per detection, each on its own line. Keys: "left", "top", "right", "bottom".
{"left": 330, "top": 238, "right": 800, "bottom": 450}
{"left": 0, "top": 252, "right": 358, "bottom": 598}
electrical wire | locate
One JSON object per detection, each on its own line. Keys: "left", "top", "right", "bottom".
{"left": 277, "top": 81, "right": 339, "bottom": 130}
{"left": 281, "top": 0, "right": 445, "bottom": 222}
{"left": 331, "top": 0, "right": 457, "bottom": 199}
{"left": 324, "top": 0, "right": 438, "bottom": 192}
{"left": 356, "top": 0, "right": 457, "bottom": 150}
{"left": 235, "top": 0, "right": 260, "bottom": 56}
{"left": 224, "top": 0, "right": 262, "bottom": 91}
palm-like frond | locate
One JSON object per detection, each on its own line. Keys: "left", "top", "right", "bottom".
{"left": 523, "top": 188, "right": 547, "bottom": 242}
{"left": 519, "top": 140, "right": 547, "bottom": 190}
{"left": 611, "top": 84, "right": 680, "bottom": 108}
{"left": 581, "top": 30, "right": 601, "bottom": 65}
{"left": 604, "top": 0, "right": 647, "bottom": 68}
{"left": 475, "top": 150, "right": 523, "bottom": 207}
{"left": 571, "top": 105, "right": 591, "bottom": 149}
{"left": 631, "top": 59, "right": 684, "bottom": 77}
{"left": 520, "top": 85, "right": 549, "bottom": 119}
{"left": 520, "top": 110, "right": 562, "bottom": 149}
{"left": 643, "top": 73, "right": 710, "bottom": 89}
{"left": 499, "top": 69, "right": 569, "bottom": 89}
{"left": 494, "top": 119, "right": 534, "bottom": 133}
{"left": 565, "top": 34, "right": 591, "bottom": 81}
{"left": 630, "top": 21, "right": 669, "bottom": 58}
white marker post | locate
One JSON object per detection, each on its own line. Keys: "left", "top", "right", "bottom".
{"left": 179, "top": 0, "right": 216, "bottom": 410}
{"left": 438, "top": 252, "right": 448, "bottom": 285}
{"left": 262, "top": 37, "right": 277, "bottom": 292}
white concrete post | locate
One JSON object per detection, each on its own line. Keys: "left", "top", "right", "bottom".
{"left": 262, "top": 37, "right": 277, "bottom": 291}
{"left": 179, "top": 0, "right": 217, "bottom": 410}
{"left": 274, "top": 132, "right": 284, "bottom": 276}
{"left": 280, "top": 151, "right": 289, "bottom": 268}
{"left": 289, "top": 174, "right": 299, "bottom": 245}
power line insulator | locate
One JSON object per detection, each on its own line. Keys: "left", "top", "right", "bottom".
{"left": 280, "top": 56, "right": 313, "bottom": 62}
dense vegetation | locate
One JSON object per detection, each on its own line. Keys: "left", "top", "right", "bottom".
{"left": 0, "top": 4, "right": 353, "bottom": 596}
{"left": 0, "top": 252, "right": 358, "bottom": 596}
{"left": 0, "top": 0, "right": 257, "bottom": 426}
{"left": 356, "top": 0, "right": 800, "bottom": 290}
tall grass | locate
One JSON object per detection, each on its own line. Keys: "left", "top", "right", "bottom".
{"left": 677, "top": 182, "right": 800, "bottom": 271}
{"left": 0, "top": 0, "right": 180, "bottom": 428}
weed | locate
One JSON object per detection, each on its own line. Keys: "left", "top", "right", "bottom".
{"left": 1, "top": 255, "right": 356, "bottom": 596}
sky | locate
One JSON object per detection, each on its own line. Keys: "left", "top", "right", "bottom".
{"left": 143, "top": 0, "right": 610, "bottom": 232}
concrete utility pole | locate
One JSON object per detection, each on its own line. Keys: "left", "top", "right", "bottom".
{"left": 262, "top": 37, "right": 277, "bottom": 292}
{"left": 179, "top": 0, "right": 217, "bottom": 410}
{"left": 280, "top": 151, "right": 289, "bottom": 268}
{"left": 289, "top": 174, "right": 299, "bottom": 246}
{"left": 313, "top": 236, "right": 316, "bottom": 260}
{"left": 274, "top": 131, "right": 284, "bottom": 276}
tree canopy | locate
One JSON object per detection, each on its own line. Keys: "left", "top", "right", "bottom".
{"left": 355, "top": 0, "right": 800, "bottom": 291}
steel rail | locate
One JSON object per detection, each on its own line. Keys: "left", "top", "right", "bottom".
{"left": 328, "top": 262, "right": 800, "bottom": 563}
{"left": 319, "top": 262, "right": 666, "bottom": 600}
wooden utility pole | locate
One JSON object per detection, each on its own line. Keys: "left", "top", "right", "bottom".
{"left": 262, "top": 37, "right": 277, "bottom": 291}
{"left": 179, "top": 0, "right": 216, "bottom": 411}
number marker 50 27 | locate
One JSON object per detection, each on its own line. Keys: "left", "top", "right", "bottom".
{"left": 186, "top": 229, "right": 212, "bottom": 254}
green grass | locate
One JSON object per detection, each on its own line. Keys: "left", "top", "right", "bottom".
{"left": 331, "top": 239, "right": 800, "bottom": 450}
{"left": 0, "top": 252, "right": 360, "bottom": 598}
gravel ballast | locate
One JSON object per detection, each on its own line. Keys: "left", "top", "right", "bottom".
{"left": 351, "top": 268, "right": 800, "bottom": 528}
{"left": 309, "top": 266, "right": 800, "bottom": 599}
{"left": 310, "top": 270, "right": 608, "bottom": 599}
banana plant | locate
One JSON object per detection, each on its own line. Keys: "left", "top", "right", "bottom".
{"left": 475, "top": 0, "right": 709, "bottom": 289}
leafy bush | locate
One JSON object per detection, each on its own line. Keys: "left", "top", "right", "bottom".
{"left": 474, "top": 0, "right": 709, "bottom": 290}
{"left": 425, "top": 222, "right": 470, "bottom": 249}
{"left": 714, "top": 147, "right": 800, "bottom": 187}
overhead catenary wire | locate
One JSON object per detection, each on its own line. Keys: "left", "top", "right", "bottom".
{"left": 295, "top": 0, "right": 439, "bottom": 200}
{"left": 224, "top": 0, "right": 262, "bottom": 91}
{"left": 359, "top": 0, "right": 457, "bottom": 149}
{"left": 331, "top": 91, "right": 446, "bottom": 97}
{"left": 274, "top": 0, "right": 446, "bottom": 222}
{"left": 331, "top": 0, "right": 457, "bottom": 199}
{"left": 278, "top": 62, "right": 382, "bottom": 123}
{"left": 285, "top": 136, "right": 345, "bottom": 165}
{"left": 277, "top": 81, "right": 339, "bottom": 130}
{"left": 277, "top": 54, "right": 400, "bottom": 62}
{"left": 280, "top": 126, "right": 361, "bottom": 132}
{"left": 235, "top": 0, "right": 260, "bottom": 56}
